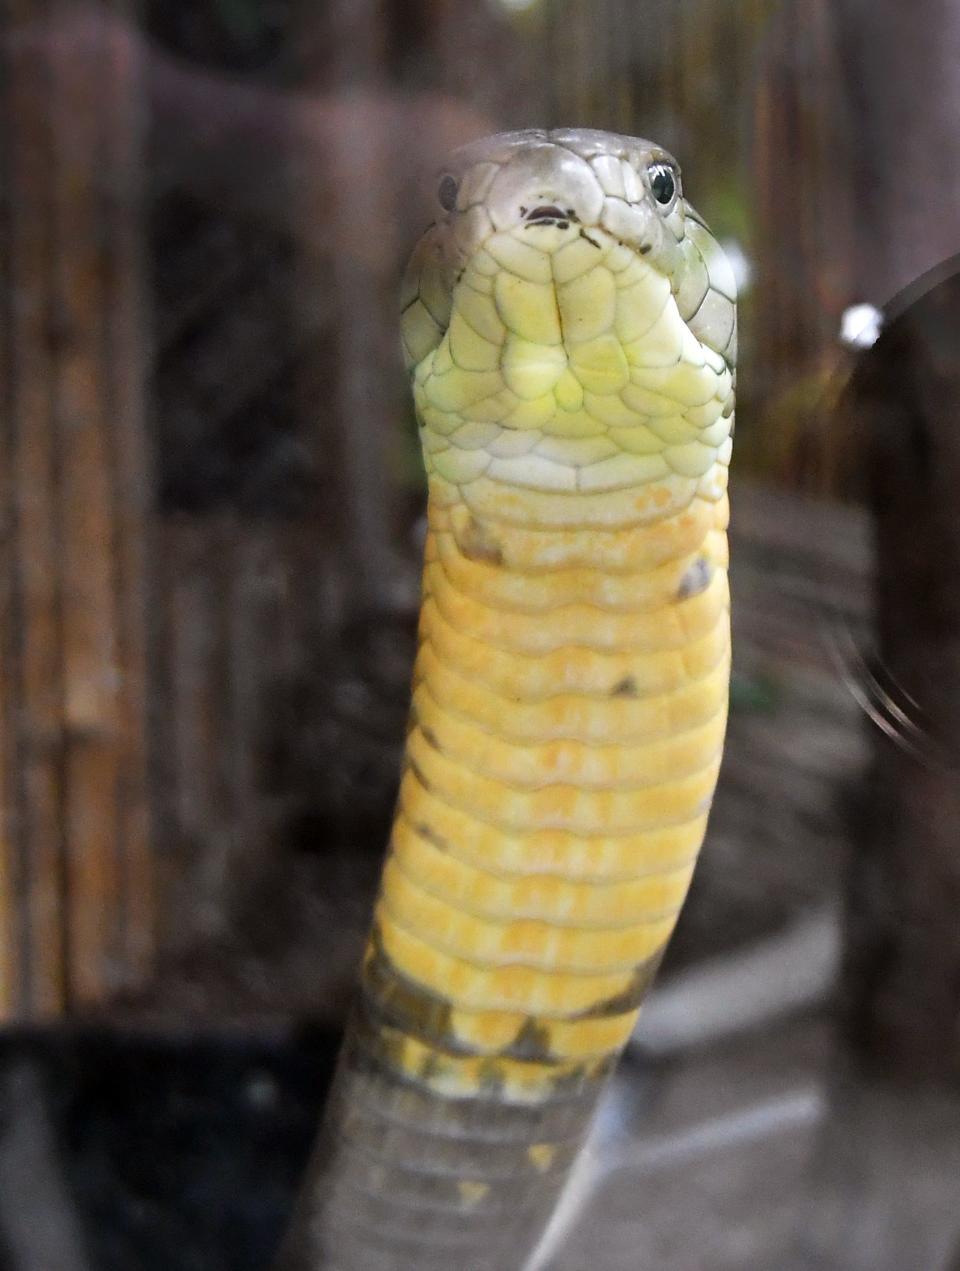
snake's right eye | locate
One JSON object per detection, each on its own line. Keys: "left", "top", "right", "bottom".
{"left": 438, "top": 175, "right": 459, "bottom": 212}
{"left": 648, "top": 162, "right": 678, "bottom": 208}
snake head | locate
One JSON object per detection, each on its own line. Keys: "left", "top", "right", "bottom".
{"left": 401, "top": 129, "right": 736, "bottom": 506}
{"left": 402, "top": 129, "right": 737, "bottom": 374}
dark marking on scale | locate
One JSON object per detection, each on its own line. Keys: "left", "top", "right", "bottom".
{"left": 459, "top": 515, "right": 504, "bottom": 566}
{"left": 407, "top": 756, "right": 434, "bottom": 794}
{"left": 677, "top": 556, "right": 713, "bottom": 601}
{"left": 415, "top": 821, "right": 450, "bottom": 852}
{"left": 573, "top": 950, "right": 667, "bottom": 1018}
{"left": 362, "top": 926, "right": 455, "bottom": 1044}
{"left": 477, "top": 1059, "right": 506, "bottom": 1097}
{"left": 509, "top": 1017, "right": 555, "bottom": 1062}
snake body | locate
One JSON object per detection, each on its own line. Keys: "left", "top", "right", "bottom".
{"left": 292, "top": 128, "right": 736, "bottom": 1270}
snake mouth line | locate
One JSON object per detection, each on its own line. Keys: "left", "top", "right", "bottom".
{"left": 524, "top": 204, "right": 577, "bottom": 229}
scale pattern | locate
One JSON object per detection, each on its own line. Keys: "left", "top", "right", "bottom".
{"left": 287, "top": 128, "right": 736, "bottom": 1271}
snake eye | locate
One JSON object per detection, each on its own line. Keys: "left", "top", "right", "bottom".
{"left": 648, "top": 162, "right": 678, "bottom": 208}
{"left": 438, "top": 174, "right": 459, "bottom": 212}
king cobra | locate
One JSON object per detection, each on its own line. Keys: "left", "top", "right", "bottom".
{"left": 281, "top": 128, "right": 737, "bottom": 1270}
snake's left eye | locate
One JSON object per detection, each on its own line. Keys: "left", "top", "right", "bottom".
{"left": 648, "top": 163, "right": 678, "bottom": 208}
{"left": 438, "top": 175, "right": 459, "bottom": 212}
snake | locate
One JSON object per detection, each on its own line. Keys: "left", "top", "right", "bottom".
{"left": 282, "top": 127, "right": 737, "bottom": 1270}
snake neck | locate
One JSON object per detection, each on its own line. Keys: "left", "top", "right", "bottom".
{"left": 373, "top": 466, "right": 731, "bottom": 1067}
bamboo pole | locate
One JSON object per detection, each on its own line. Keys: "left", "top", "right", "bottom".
{"left": 295, "top": 0, "right": 406, "bottom": 615}
{"left": 0, "top": 0, "right": 153, "bottom": 1017}
{"left": 52, "top": 14, "right": 127, "bottom": 1005}
{"left": 3, "top": 0, "right": 67, "bottom": 1018}
{"left": 102, "top": 8, "right": 154, "bottom": 985}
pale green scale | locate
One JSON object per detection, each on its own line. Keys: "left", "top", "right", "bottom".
{"left": 609, "top": 426, "right": 674, "bottom": 456}
{"left": 500, "top": 396, "right": 556, "bottom": 431}
{"left": 664, "top": 441, "right": 719, "bottom": 478}
{"left": 627, "top": 305, "right": 689, "bottom": 367}
{"left": 430, "top": 446, "right": 491, "bottom": 485}
{"left": 579, "top": 451, "right": 671, "bottom": 492}
{"left": 448, "top": 311, "right": 501, "bottom": 373}
{"left": 494, "top": 273, "right": 563, "bottom": 345}
{"left": 557, "top": 267, "right": 617, "bottom": 342}
{"left": 462, "top": 390, "right": 514, "bottom": 423}
{"left": 552, "top": 236, "right": 612, "bottom": 284}
{"left": 488, "top": 428, "right": 542, "bottom": 458}
{"left": 541, "top": 407, "right": 607, "bottom": 440}
{"left": 455, "top": 283, "right": 505, "bottom": 342}
{"left": 534, "top": 435, "right": 620, "bottom": 467}
{"left": 554, "top": 369, "right": 585, "bottom": 413}
{"left": 501, "top": 338, "right": 566, "bottom": 399}
{"left": 615, "top": 275, "right": 673, "bottom": 343}
{"left": 487, "top": 452, "right": 578, "bottom": 493}
{"left": 646, "top": 410, "right": 709, "bottom": 445}
{"left": 621, "top": 383, "right": 685, "bottom": 418}
{"left": 484, "top": 234, "right": 552, "bottom": 284}
{"left": 451, "top": 421, "right": 500, "bottom": 451}
{"left": 686, "top": 399, "right": 726, "bottom": 429}
{"left": 700, "top": 416, "right": 732, "bottom": 447}
{"left": 568, "top": 336, "right": 630, "bottom": 394}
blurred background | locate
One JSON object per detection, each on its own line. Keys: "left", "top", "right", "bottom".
{"left": 1, "top": 1, "right": 959, "bottom": 1268}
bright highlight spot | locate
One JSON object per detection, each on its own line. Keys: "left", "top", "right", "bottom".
{"left": 840, "top": 303, "right": 884, "bottom": 349}
{"left": 719, "top": 238, "right": 753, "bottom": 296}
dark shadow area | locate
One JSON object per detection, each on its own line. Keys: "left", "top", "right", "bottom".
{"left": 0, "top": 1027, "right": 340, "bottom": 1271}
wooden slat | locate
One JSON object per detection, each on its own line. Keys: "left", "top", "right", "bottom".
{"left": 0, "top": 2, "right": 152, "bottom": 1017}
{"left": 0, "top": 8, "right": 34, "bottom": 1019}
{"left": 102, "top": 14, "right": 154, "bottom": 985}
{"left": 750, "top": 0, "right": 859, "bottom": 490}
{"left": 151, "top": 518, "right": 328, "bottom": 956}
{"left": 51, "top": 23, "right": 126, "bottom": 1005}
{"left": 4, "top": 0, "right": 67, "bottom": 1018}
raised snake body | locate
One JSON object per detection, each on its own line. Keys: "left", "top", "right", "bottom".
{"left": 288, "top": 128, "right": 737, "bottom": 1270}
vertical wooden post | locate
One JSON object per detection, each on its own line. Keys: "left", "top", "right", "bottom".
{"left": 0, "top": 1, "right": 153, "bottom": 1017}
{"left": 2, "top": 0, "right": 68, "bottom": 1019}
{"left": 294, "top": 0, "right": 407, "bottom": 615}
{"left": 751, "top": 0, "right": 859, "bottom": 488}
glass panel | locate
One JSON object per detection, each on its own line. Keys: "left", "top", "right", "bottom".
{"left": 1, "top": 3, "right": 958, "bottom": 1268}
